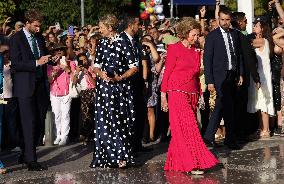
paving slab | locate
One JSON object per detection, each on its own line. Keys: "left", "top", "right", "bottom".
{"left": 1, "top": 137, "right": 284, "bottom": 184}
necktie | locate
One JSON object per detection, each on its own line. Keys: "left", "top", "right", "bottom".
{"left": 31, "top": 35, "right": 43, "bottom": 79}
{"left": 226, "top": 31, "right": 236, "bottom": 71}
{"left": 31, "top": 34, "right": 40, "bottom": 59}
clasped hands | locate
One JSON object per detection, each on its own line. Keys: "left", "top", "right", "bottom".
{"left": 99, "top": 71, "right": 123, "bottom": 83}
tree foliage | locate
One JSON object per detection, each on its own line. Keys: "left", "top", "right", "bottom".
{"left": 0, "top": 0, "right": 16, "bottom": 25}
{"left": 224, "top": 0, "right": 237, "bottom": 11}
{"left": 225, "top": 0, "right": 284, "bottom": 16}
{"left": 18, "top": 0, "right": 134, "bottom": 29}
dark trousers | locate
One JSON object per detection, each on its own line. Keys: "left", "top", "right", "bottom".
{"left": 155, "top": 92, "right": 169, "bottom": 140}
{"left": 18, "top": 97, "right": 37, "bottom": 162}
{"left": 200, "top": 90, "right": 210, "bottom": 137}
{"left": 204, "top": 71, "right": 237, "bottom": 144}
{"left": 69, "top": 98, "right": 81, "bottom": 142}
{"left": 34, "top": 80, "right": 49, "bottom": 146}
{"left": 2, "top": 98, "right": 21, "bottom": 149}
{"left": 132, "top": 81, "right": 147, "bottom": 152}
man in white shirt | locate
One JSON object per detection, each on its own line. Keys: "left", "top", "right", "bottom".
{"left": 9, "top": 9, "right": 50, "bottom": 171}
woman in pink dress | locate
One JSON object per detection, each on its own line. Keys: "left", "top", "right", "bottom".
{"left": 161, "top": 17, "right": 219, "bottom": 174}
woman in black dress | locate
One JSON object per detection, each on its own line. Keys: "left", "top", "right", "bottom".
{"left": 90, "top": 14, "right": 138, "bottom": 168}
{"left": 272, "top": 27, "right": 284, "bottom": 134}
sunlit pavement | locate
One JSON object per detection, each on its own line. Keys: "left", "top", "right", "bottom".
{"left": 1, "top": 137, "right": 284, "bottom": 184}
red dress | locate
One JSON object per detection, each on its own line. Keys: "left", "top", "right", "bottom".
{"left": 161, "top": 42, "right": 219, "bottom": 172}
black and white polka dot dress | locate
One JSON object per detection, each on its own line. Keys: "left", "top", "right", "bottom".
{"left": 91, "top": 35, "right": 139, "bottom": 168}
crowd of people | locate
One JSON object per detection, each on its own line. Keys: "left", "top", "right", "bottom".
{"left": 1, "top": 0, "right": 284, "bottom": 175}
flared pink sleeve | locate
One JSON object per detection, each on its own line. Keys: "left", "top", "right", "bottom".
{"left": 161, "top": 44, "right": 177, "bottom": 93}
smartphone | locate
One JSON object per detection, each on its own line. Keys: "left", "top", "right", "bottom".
{"left": 68, "top": 25, "right": 74, "bottom": 36}
{"left": 79, "top": 36, "right": 85, "bottom": 48}
{"left": 60, "top": 56, "right": 67, "bottom": 66}
{"left": 195, "top": 14, "right": 200, "bottom": 21}
{"left": 55, "top": 22, "right": 61, "bottom": 30}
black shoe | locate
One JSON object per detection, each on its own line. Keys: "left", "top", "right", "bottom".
{"left": 203, "top": 139, "right": 221, "bottom": 148}
{"left": 274, "top": 127, "right": 282, "bottom": 136}
{"left": 27, "top": 162, "right": 48, "bottom": 171}
{"left": 134, "top": 146, "right": 153, "bottom": 154}
{"left": 224, "top": 142, "right": 241, "bottom": 150}
{"left": 138, "top": 146, "right": 153, "bottom": 152}
{"left": 18, "top": 155, "right": 26, "bottom": 165}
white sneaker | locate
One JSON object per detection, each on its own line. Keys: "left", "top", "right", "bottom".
{"left": 53, "top": 137, "right": 61, "bottom": 145}
{"left": 58, "top": 138, "right": 68, "bottom": 146}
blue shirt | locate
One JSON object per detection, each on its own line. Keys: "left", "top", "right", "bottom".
{"left": 23, "top": 27, "right": 40, "bottom": 57}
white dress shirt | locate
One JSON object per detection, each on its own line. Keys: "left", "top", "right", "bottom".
{"left": 220, "top": 27, "right": 234, "bottom": 70}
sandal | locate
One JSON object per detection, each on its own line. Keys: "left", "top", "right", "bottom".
{"left": 260, "top": 131, "right": 271, "bottom": 139}
{"left": 118, "top": 161, "right": 127, "bottom": 169}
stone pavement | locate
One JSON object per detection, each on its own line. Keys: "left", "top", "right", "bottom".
{"left": 1, "top": 137, "right": 284, "bottom": 184}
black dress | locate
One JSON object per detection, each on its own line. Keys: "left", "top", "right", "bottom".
{"left": 271, "top": 53, "right": 282, "bottom": 112}
{"left": 91, "top": 35, "right": 138, "bottom": 168}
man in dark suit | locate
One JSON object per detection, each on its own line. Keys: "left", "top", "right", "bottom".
{"left": 117, "top": 15, "right": 148, "bottom": 153}
{"left": 203, "top": 7, "right": 243, "bottom": 150}
{"left": 9, "top": 9, "right": 50, "bottom": 171}
{"left": 231, "top": 12, "right": 261, "bottom": 139}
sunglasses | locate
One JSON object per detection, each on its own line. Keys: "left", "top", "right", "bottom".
{"left": 74, "top": 48, "right": 80, "bottom": 51}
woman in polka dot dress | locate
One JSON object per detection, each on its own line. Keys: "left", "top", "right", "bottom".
{"left": 90, "top": 14, "right": 138, "bottom": 168}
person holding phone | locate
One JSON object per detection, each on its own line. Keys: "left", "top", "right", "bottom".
{"left": 47, "top": 43, "right": 76, "bottom": 146}
{"left": 140, "top": 35, "right": 161, "bottom": 143}
{"left": 73, "top": 53, "right": 96, "bottom": 145}
{"left": 9, "top": 9, "right": 50, "bottom": 171}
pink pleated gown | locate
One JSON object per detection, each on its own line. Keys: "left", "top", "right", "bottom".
{"left": 161, "top": 42, "right": 219, "bottom": 172}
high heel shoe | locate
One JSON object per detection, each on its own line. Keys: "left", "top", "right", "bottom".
{"left": 260, "top": 131, "right": 271, "bottom": 139}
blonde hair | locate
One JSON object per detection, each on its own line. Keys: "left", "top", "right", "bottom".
{"left": 99, "top": 14, "right": 118, "bottom": 30}
{"left": 176, "top": 17, "right": 201, "bottom": 39}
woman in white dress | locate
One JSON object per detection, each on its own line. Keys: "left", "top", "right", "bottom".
{"left": 247, "top": 20, "right": 275, "bottom": 138}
